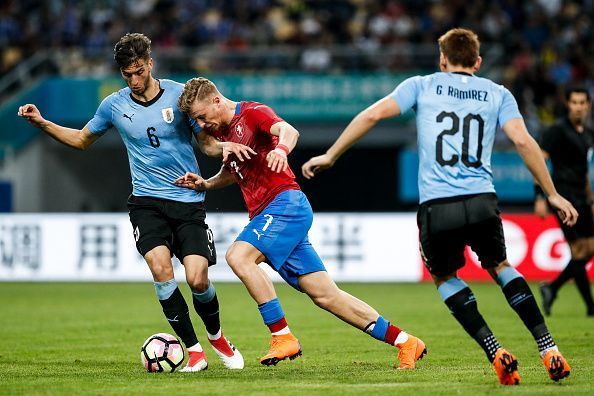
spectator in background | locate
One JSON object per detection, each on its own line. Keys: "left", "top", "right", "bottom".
{"left": 1, "top": 0, "right": 593, "bottom": 132}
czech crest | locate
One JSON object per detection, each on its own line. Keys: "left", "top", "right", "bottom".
{"left": 162, "top": 107, "right": 174, "bottom": 123}
{"left": 236, "top": 123, "right": 244, "bottom": 138}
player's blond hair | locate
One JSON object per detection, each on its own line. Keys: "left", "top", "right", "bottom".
{"left": 178, "top": 77, "right": 219, "bottom": 114}
{"left": 438, "top": 28, "right": 480, "bottom": 68}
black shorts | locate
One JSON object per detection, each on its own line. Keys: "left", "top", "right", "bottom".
{"left": 127, "top": 195, "right": 216, "bottom": 265}
{"left": 417, "top": 193, "right": 507, "bottom": 277}
{"left": 555, "top": 202, "right": 594, "bottom": 242}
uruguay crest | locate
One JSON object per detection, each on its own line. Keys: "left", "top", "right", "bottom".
{"left": 162, "top": 107, "right": 174, "bottom": 123}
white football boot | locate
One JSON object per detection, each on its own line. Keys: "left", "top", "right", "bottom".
{"left": 208, "top": 332, "right": 244, "bottom": 369}
{"left": 179, "top": 350, "right": 208, "bottom": 372}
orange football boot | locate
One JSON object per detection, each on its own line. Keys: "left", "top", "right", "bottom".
{"left": 542, "top": 349, "right": 570, "bottom": 382}
{"left": 396, "top": 334, "right": 427, "bottom": 369}
{"left": 259, "top": 333, "right": 302, "bottom": 366}
{"left": 493, "top": 348, "right": 520, "bottom": 385}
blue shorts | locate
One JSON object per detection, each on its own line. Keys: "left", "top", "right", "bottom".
{"left": 236, "top": 189, "right": 326, "bottom": 290}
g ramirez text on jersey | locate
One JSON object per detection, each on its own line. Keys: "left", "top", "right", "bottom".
{"left": 436, "top": 85, "right": 488, "bottom": 102}
{"left": 390, "top": 72, "right": 522, "bottom": 203}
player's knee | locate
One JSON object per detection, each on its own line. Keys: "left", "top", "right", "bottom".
{"left": 586, "top": 238, "right": 594, "bottom": 258}
{"left": 186, "top": 276, "right": 209, "bottom": 292}
{"left": 570, "top": 240, "right": 589, "bottom": 259}
{"left": 487, "top": 260, "right": 511, "bottom": 280}
{"left": 150, "top": 262, "right": 174, "bottom": 282}
{"left": 225, "top": 249, "right": 247, "bottom": 274}
{"left": 225, "top": 249, "right": 239, "bottom": 267}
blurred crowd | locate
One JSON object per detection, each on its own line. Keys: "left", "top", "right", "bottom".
{"left": 1, "top": 0, "right": 593, "bottom": 129}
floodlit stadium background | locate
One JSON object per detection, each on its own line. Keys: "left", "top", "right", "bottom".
{"left": 1, "top": 0, "right": 593, "bottom": 282}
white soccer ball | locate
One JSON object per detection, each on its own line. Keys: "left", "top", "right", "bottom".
{"left": 140, "top": 333, "right": 185, "bottom": 372}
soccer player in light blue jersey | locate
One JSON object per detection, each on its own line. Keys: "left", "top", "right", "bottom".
{"left": 17, "top": 33, "right": 251, "bottom": 372}
{"left": 303, "top": 28, "right": 577, "bottom": 385}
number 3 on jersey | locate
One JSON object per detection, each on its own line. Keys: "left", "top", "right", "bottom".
{"left": 435, "top": 111, "right": 484, "bottom": 168}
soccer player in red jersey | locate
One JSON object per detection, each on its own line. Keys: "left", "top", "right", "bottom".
{"left": 174, "top": 77, "right": 427, "bottom": 368}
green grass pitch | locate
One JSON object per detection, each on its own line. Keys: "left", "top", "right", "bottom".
{"left": 1, "top": 282, "right": 592, "bottom": 395}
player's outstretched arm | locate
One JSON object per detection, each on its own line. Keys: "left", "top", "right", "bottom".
{"left": 503, "top": 118, "right": 578, "bottom": 226}
{"left": 17, "top": 104, "right": 99, "bottom": 150}
{"left": 196, "top": 132, "right": 256, "bottom": 162}
{"left": 174, "top": 166, "right": 236, "bottom": 191}
{"left": 302, "top": 96, "right": 400, "bottom": 179}
{"left": 18, "top": 103, "right": 99, "bottom": 150}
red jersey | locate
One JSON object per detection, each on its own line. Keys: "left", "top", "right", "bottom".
{"left": 208, "top": 101, "right": 301, "bottom": 218}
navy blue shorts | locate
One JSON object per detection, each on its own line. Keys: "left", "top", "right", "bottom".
{"left": 236, "top": 190, "right": 326, "bottom": 290}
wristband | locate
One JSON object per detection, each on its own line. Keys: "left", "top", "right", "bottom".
{"left": 534, "top": 184, "right": 546, "bottom": 199}
{"left": 276, "top": 144, "right": 290, "bottom": 155}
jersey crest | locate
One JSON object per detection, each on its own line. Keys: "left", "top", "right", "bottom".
{"left": 162, "top": 107, "right": 174, "bottom": 123}
{"left": 235, "top": 123, "right": 244, "bottom": 138}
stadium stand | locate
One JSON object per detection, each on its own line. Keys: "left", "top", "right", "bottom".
{"left": 1, "top": 1, "right": 593, "bottom": 127}
{"left": 0, "top": 0, "right": 593, "bottom": 212}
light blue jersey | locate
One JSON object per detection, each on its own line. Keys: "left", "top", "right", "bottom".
{"left": 390, "top": 72, "right": 522, "bottom": 203}
{"left": 86, "top": 79, "right": 204, "bottom": 203}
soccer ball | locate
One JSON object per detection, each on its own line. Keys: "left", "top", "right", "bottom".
{"left": 140, "top": 333, "right": 185, "bottom": 373}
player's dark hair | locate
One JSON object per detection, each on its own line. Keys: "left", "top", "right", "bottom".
{"left": 438, "top": 28, "right": 480, "bottom": 68}
{"left": 565, "top": 87, "right": 591, "bottom": 102}
{"left": 114, "top": 33, "right": 151, "bottom": 69}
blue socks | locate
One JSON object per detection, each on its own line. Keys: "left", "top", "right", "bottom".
{"left": 258, "top": 298, "right": 285, "bottom": 325}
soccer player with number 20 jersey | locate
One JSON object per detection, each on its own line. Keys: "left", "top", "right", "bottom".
{"left": 176, "top": 77, "right": 427, "bottom": 369}
{"left": 303, "top": 28, "right": 577, "bottom": 385}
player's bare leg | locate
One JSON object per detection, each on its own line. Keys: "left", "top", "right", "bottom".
{"left": 298, "top": 271, "right": 426, "bottom": 369}
{"left": 487, "top": 261, "right": 570, "bottom": 382}
{"left": 145, "top": 246, "right": 206, "bottom": 372}
{"left": 226, "top": 241, "right": 277, "bottom": 303}
{"left": 226, "top": 241, "right": 301, "bottom": 365}
{"left": 184, "top": 255, "right": 243, "bottom": 370}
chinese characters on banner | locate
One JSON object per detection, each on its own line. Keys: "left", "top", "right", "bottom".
{"left": 0, "top": 213, "right": 588, "bottom": 282}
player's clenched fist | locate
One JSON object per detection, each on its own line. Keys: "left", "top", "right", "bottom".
{"left": 17, "top": 103, "right": 46, "bottom": 128}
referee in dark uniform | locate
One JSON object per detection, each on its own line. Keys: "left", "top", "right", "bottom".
{"left": 536, "top": 87, "right": 594, "bottom": 317}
